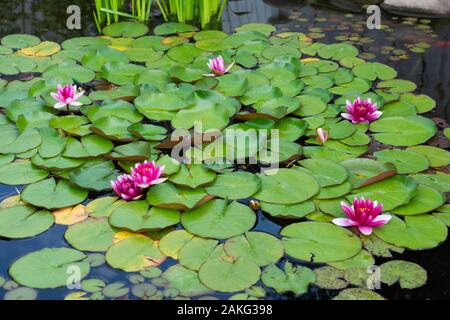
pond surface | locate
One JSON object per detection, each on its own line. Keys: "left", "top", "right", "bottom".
{"left": 0, "top": 0, "right": 449, "bottom": 300}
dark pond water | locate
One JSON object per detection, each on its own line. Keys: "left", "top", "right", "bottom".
{"left": 0, "top": 0, "right": 449, "bottom": 300}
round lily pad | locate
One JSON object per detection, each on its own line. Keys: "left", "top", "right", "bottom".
{"left": 370, "top": 116, "right": 437, "bottom": 146}
{"left": 374, "top": 149, "right": 429, "bottom": 174}
{"left": 374, "top": 214, "right": 448, "bottom": 250}
{"left": 199, "top": 257, "right": 261, "bottom": 293}
{"left": 0, "top": 205, "right": 53, "bottom": 239}
{"left": 103, "top": 22, "right": 149, "bottom": 38}
{"left": 65, "top": 218, "right": 116, "bottom": 252}
{"left": 1, "top": 34, "right": 40, "bottom": 49}
{"left": 224, "top": 232, "right": 284, "bottom": 267}
{"left": 0, "top": 160, "right": 48, "bottom": 185}
{"left": 380, "top": 260, "right": 427, "bottom": 289}
{"left": 205, "top": 172, "right": 261, "bottom": 200}
{"left": 181, "top": 200, "right": 256, "bottom": 240}
{"left": 254, "top": 169, "right": 320, "bottom": 204}
{"left": 105, "top": 235, "right": 165, "bottom": 272}
{"left": 9, "top": 248, "right": 90, "bottom": 289}
{"left": 281, "top": 222, "right": 362, "bottom": 263}
{"left": 391, "top": 185, "right": 445, "bottom": 216}
{"left": 109, "top": 200, "right": 180, "bottom": 232}
{"left": 299, "top": 159, "right": 348, "bottom": 187}
{"left": 261, "top": 262, "right": 315, "bottom": 296}
{"left": 21, "top": 178, "right": 88, "bottom": 210}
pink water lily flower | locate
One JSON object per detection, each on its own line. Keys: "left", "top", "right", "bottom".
{"left": 204, "top": 56, "right": 235, "bottom": 77}
{"left": 332, "top": 197, "right": 392, "bottom": 235}
{"left": 51, "top": 84, "right": 85, "bottom": 111}
{"left": 316, "top": 128, "right": 328, "bottom": 144}
{"left": 111, "top": 174, "right": 143, "bottom": 201}
{"left": 130, "top": 160, "right": 166, "bottom": 189}
{"left": 341, "top": 97, "right": 382, "bottom": 123}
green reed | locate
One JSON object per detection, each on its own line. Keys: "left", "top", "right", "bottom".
{"left": 94, "top": 0, "right": 153, "bottom": 32}
{"left": 155, "top": 0, "right": 228, "bottom": 29}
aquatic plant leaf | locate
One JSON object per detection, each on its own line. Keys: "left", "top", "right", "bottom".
{"left": 159, "top": 230, "right": 195, "bottom": 259}
{"left": 1, "top": 34, "right": 40, "bottom": 49}
{"left": 147, "top": 182, "right": 210, "bottom": 210}
{"left": 333, "top": 288, "right": 385, "bottom": 300}
{"left": 299, "top": 158, "right": 348, "bottom": 187}
{"left": 349, "top": 175, "right": 417, "bottom": 211}
{"left": 0, "top": 160, "right": 48, "bottom": 185}
{"left": 262, "top": 262, "right": 315, "bottom": 296}
{"left": 21, "top": 178, "right": 88, "bottom": 210}
{"left": 380, "top": 260, "right": 427, "bottom": 289}
{"left": 69, "top": 160, "right": 119, "bottom": 192}
{"left": 103, "top": 22, "right": 149, "bottom": 38}
{"left": 406, "top": 145, "right": 450, "bottom": 167}
{"left": 254, "top": 169, "right": 320, "bottom": 204}
{"left": 374, "top": 214, "right": 448, "bottom": 250}
{"left": 341, "top": 158, "right": 396, "bottom": 188}
{"left": 281, "top": 222, "right": 362, "bottom": 263}
{"left": 163, "top": 264, "right": 211, "bottom": 297}
{"left": 179, "top": 238, "right": 220, "bottom": 271}
{"left": 105, "top": 235, "right": 165, "bottom": 272}
{"left": 181, "top": 199, "right": 256, "bottom": 240}
{"left": 392, "top": 185, "right": 445, "bottom": 216}
{"left": 65, "top": 218, "right": 116, "bottom": 252}
{"left": 0, "top": 205, "right": 53, "bottom": 239}
{"left": 9, "top": 248, "right": 90, "bottom": 289}
{"left": 313, "top": 266, "right": 348, "bottom": 290}
{"left": 206, "top": 171, "right": 261, "bottom": 200}
{"left": 169, "top": 164, "right": 216, "bottom": 188}
{"left": 199, "top": 257, "right": 260, "bottom": 293}
{"left": 374, "top": 149, "right": 429, "bottom": 174}
{"left": 224, "top": 232, "right": 284, "bottom": 267}
{"left": 109, "top": 201, "right": 180, "bottom": 232}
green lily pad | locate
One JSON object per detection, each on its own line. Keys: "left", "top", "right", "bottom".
{"left": 205, "top": 171, "right": 261, "bottom": 200}
{"left": 333, "top": 288, "right": 385, "bottom": 300}
{"left": 154, "top": 23, "right": 198, "bottom": 36}
{"left": 349, "top": 175, "right": 417, "bottom": 211}
{"left": 169, "top": 164, "right": 216, "bottom": 188}
{"left": 109, "top": 201, "right": 180, "bottom": 232}
{"left": 352, "top": 62, "right": 397, "bottom": 81}
{"left": 162, "top": 264, "right": 211, "bottom": 297}
{"left": 105, "top": 235, "right": 165, "bottom": 272}
{"left": 299, "top": 158, "right": 348, "bottom": 187}
{"left": 370, "top": 116, "right": 437, "bottom": 147}
{"left": 341, "top": 158, "right": 397, "bottom": 188}
{"left": 1, "top": 34, "right": 40, "bottom": 49}
{"left": 391, "top": 185, "right": 445, "bottom": 216}
{"left": 380, "top": 260, "right": 427, "bottom": 289}
{"left": 262, "top": 262, "right": 315, "bottom": 296}
{"left": 181, "top": 200, "right": 256, "bottom": 240}
{"left": 81, "top": 47, "right": 129, "bottom": 72}
{"left": 69, "top": 160, "right": 119, "bottom": 192}
{"left": 4, "top": 287, "right": 38, "bottom": 300}
{"left": 21, "top": 178, "right": 88, "bottom": 210}
{"left": 281, "top": 222, "right": 362, "bottom": 263}
{"left": 254, "top": 169, "right": 320, "bottom": 204}
{"left": 374, "top": 214, "right": 447, "bottom": 250}
{"left": 179, "top": 238, "right": 220, "bottom": 271}
{"left": 0, "top": 160, "right": 48, "bottom": 185}
{"left": 0, "top": 205, "right": 53, "bottom": 239}
{"left": 9, "top": 248, "right": 90, "bottom": 289}
{"left": 103, "top": 22, "right": 149, "bottom": 38}
{"left": 261, "top": 201, "right": 316, "bottom": 219}
{"left": 147, "top": 182, "right": 208, "bottom": 210}
{"left": 224, "top": 232, "right": 283, "bottom": 267}
{"left": 377, "top": 79, "right": 417, "bottom": 93}
{"left": 406, "top": 146, "right": 450, "bottom": 167}
{"left": 199, "top": 257, "right": 261, "bottom": 293}
{"left": 159, "top": 230, "right": 195, "bottom": 259}
{"left": 374, "top": 149, "right": 429, "bottom": 174}
{"left": 0, "top": 56, "right": 36, "bottom": 75}
{"left": 65, "top": 218, "right": 116, "bottom": 252}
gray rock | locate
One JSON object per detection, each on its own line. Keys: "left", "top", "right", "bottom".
{"left": 382, "top": 0, "right": 450, "bottom": 16}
